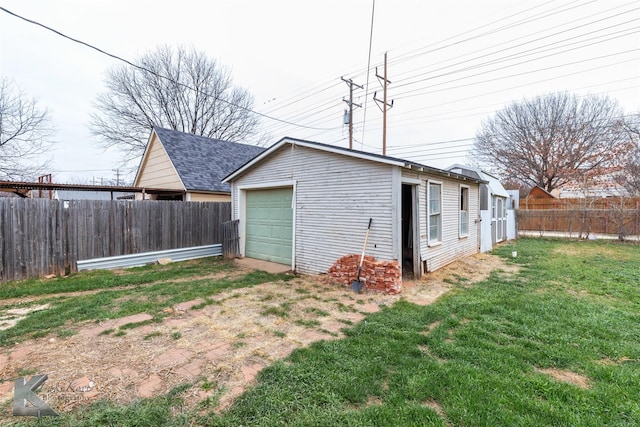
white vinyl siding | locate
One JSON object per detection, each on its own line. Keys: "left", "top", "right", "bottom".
{"left": 231, "top": 145, "right": 396, "bottom": 274}
{"left": 419, "top": 176, "right": 479, "bottom": 272}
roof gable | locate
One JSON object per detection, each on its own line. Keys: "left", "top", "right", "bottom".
{"left": 134, "top": 131, "right": 184, "bottom": 190}
{"left": 151, "top": 127, "right": 265, "bottom": 193}
{"left": 224, "top": 137, "right": 484, "bottom": 184}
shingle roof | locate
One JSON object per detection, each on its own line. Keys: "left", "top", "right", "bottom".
{"left": 55, "top": 190, "right": 133, "bottom": 201}
{"left": 154, "top": 127, "right": 265, "bottom": 193}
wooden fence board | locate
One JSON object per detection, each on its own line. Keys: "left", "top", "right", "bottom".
{"left": 0, "top": 199, "right": 231, "bottom": 283}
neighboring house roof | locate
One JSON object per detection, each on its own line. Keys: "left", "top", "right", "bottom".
{"left": 224, "top": 137, "right": 486, "bottom": 184}
{"left": 54, "top": 190, "right": 133, "bottom": 201}
{"left": 528, "top": 186, "right": 555, "bottom": 199}
{"left": 551, "top": 167, "right": 629, "bottom": 198}
{"left": 0, "top": 180, "right": 186, "bottom": 198}
{"left": 139, "top": 127, "right": 266, "bottom": 193}
{"left": 447, "top": 164, "right": 510, "bottom": 198}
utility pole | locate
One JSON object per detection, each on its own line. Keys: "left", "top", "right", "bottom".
{"left": 113, "top": 169, "right": 121, "bottom": 186}
{"left": 374, "top": 52, "right": 393, "bottom": 156}
{"left": 341, "top": 76, "right": 363, "bottom": 150}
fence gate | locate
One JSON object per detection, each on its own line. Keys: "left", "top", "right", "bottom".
{"left": 222, "top": 219, "right": 240, "bottom": 259}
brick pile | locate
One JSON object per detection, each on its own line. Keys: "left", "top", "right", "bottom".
{"left": 327, "top": 254, "right": 402, "bottom": 294}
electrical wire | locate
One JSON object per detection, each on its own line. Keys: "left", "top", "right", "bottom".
{"left": 359, "top": 0, "right": 376, "bottom": 150}
{"left": 250, "top": 1, "right": 639, "bottom": 142}
{"left": 0, "top": 5, "right": 338, "bottom": 132}
{"left": 3, "top": 2, "right": 637, "bottom": 165}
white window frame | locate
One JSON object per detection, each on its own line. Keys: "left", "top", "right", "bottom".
{"left": 427, "top": 180, "right": 442, "bottom": 246}
{"left": 459, "top": 184, "right": 470, "bottom": 238}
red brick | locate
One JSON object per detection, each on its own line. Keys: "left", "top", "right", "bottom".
{"left": 328, "top": 254, "right": 402, "bottom": 294}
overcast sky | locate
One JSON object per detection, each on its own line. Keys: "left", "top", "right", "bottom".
{"left": 1, "top": 0, "right": 639, "bottom": 184}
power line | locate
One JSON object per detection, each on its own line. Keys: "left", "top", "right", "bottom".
{"left": 390, "top": 27, "right": 640, "bottom": 98}
{"left": 359, "top": 0, "right": 377, "bottom": 151}
{"left": 393, "top": 51, "right": 639, "bottom": 102}
{"left": 246, "top": 1, "right": 639, "bottom": 142}
{"left": 392, "top": 15, "right": 640, "bottom": 90}
{"left": 0, "top": 5, "right": 337, "bottom": 132}
{"left": 253, "top": 1, "right": 576, "bottom": 132}
{"left": 387, "top": 0, "right": 627, "bottom": 72}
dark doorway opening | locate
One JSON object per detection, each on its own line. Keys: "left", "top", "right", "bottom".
{"left": 401, "top": 184, "right": 417, "bottom": 280}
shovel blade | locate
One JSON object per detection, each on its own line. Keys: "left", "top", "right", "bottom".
{"left": 351, "top": 280, "right": 363, "bottom": 293}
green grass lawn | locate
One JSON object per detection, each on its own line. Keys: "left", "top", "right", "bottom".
{"left": 5, "top": 238, "right": 640, "bottom": 426}
{"left": 0, "top": 258, "right": 289, "bottom": 347}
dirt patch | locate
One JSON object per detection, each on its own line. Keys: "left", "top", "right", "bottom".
{"left": 535, "top": 367, "right": 591, "bottom": 389}
{"left": 0, "top": 252, "right": 516, "bottom": 418}
{"left": 0, "top": 304, "right": 50, "bottom": 331}
{"left": 422, "top": 398, "right": 451, "bottom": 426}
{"left": 552, "top": 243, "right": 630, "bottom": 261}
{"left": 596, "top": 356, "right": 636, "bottom": 366}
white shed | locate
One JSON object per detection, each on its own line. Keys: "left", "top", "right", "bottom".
{"left": 447, "top": 164, "right": 513, "bottom": 252}
{"left": 224, "top": 138, "right": 485, "bottom": 280}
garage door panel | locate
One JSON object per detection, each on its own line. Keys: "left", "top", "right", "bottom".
{"left": 245, "top": 188, "right": 293, "bottom": 264}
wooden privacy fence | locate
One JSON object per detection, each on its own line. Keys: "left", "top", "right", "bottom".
{"left": 518, "top": 197, "right": 640, "bottom": 238}
{"left": 0, "top": 199, "right": 231, "bottom": 282}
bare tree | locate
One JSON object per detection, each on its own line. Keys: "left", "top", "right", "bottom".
{"left": 0, "top": 77, "right": 55, "bottom": 180}
{"left": 473, "top": 92, "right": 629, "bottom": 193}
{"left": 90, "top": 45, "right": 260, "bottom": 166}
{"left": 616, "top": 113, "right": 640, "bottom": 196}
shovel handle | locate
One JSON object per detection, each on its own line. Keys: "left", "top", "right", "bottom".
{"left": 358, "top": 218, "right": 372, "bottom": 269}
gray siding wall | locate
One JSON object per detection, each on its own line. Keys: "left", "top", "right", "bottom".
{"left": 231, "top": 145, "right": 396, "bottom": 275}
{"left": 402, "top": 170, "right": 480, "bottom": 273}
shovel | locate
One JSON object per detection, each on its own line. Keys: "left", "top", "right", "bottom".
{"left": 351, "top": 218, "right": 372, "bottom": 293}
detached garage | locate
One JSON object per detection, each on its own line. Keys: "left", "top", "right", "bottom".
{"left": 223, "top": 137, "right": 484, "bottom": 284}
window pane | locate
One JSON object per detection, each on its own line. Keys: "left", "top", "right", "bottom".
{"left": 429, "top": 184, "right": 440, "bottom": 214}
{"left": 460, "top": 187, "right": 469, "bottom": 235}
{"left": 430, "top": 199, "right": 440, "bottom": 214}
{"left": 430, "top": 215, "right": 440, "bottom": 240}
{"left": 460, "top": 211, "right": 468, "bottom": 235}
{"left": 428, "top": 183, "right": 441, "bottom": 243}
